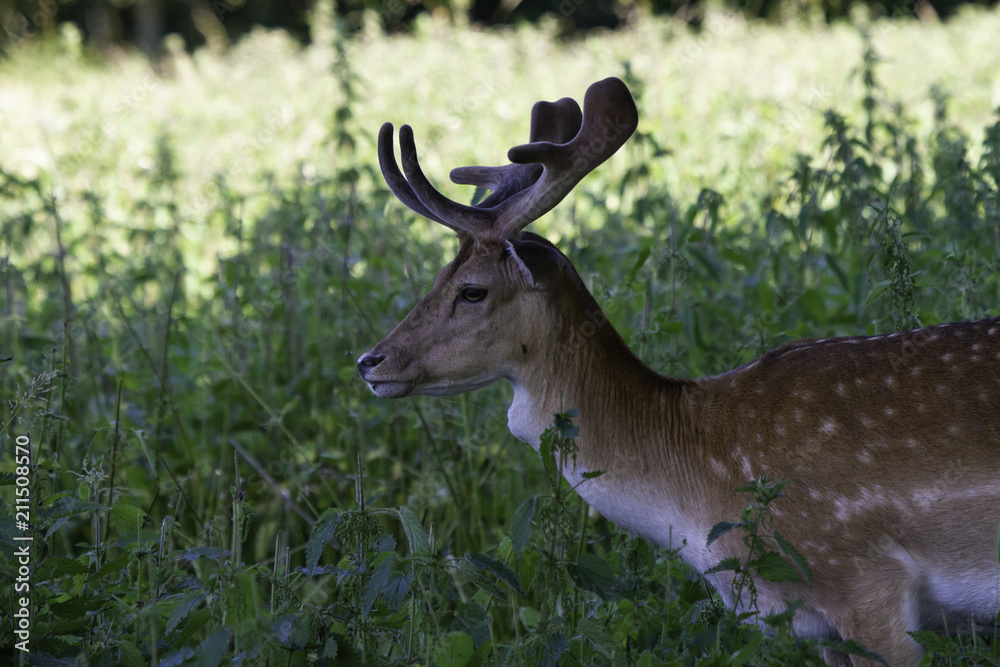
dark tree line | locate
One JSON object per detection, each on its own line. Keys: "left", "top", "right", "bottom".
{"left": 0, "top": 0, "right": 995, "bottom": 54}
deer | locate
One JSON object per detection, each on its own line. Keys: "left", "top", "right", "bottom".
{"left": 356, "top": 77, "right": 1000, "bottom": 666}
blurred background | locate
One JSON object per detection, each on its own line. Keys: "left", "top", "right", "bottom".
{"left": 1, "top": 0, "right": 997, "bottom": 55}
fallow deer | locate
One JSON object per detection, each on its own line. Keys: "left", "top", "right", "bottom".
{"left": 357, "top": 77, "right": 1000, "bottom": 666}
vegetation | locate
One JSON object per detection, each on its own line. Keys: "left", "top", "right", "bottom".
{"left": 2, "top": 6, "right": 1000, "bottom": 664}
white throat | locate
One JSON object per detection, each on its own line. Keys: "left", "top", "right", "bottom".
{"left": 504, "top": 379, "right": 711, "bottom": 570}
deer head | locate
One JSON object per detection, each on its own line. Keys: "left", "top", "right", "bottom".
{"left": 357, "top": 77, "right": 638, "bottom": 402}
{"left": 357, "top": 78, "right": 1000, "bottom": 667}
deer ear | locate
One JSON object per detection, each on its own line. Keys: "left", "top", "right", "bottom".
{"left": 507, "top": 238, "right": 564, "bottom": 289}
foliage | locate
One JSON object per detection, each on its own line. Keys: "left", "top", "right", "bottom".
{"left": 2, "top": 10, "right": 1000, "bottom": 665}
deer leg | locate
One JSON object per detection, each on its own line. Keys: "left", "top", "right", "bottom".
{"left": 835, "top": 559, "right": 925, "bottom": 667}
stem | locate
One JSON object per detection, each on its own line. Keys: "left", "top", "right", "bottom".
{"left": 104, "top": 378, "right": 123, "bottom": 543}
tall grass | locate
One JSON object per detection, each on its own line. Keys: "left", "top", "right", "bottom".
{"left": 2, "top": 7, "right": 1000, "bottom": 664}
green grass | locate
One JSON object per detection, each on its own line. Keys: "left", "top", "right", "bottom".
{"left": 2, "top": 6, "right": 1000, "bottom": 665}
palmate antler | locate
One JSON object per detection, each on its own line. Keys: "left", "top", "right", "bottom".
{"left": 377, "top": 77, "right": 639, "bottom": 240}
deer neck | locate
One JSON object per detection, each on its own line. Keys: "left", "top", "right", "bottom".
{"left": 506, "top": 294, "right": 714, "bottom": 561}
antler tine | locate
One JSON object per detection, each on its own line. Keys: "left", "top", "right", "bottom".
{"left": 377, "top": 123, "right": 450, "bottom": 227}
{"left": 396, "top": 125, "right": 497, "bottom": 236}
{"left": 493, "top": 76, "right": 638, "bottom": 238}
{"left": 449, "top": 96, "right": 582, "bottom": 210}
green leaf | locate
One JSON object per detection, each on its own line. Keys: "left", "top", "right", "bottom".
{"left": 626, "top": 246, "right": 651, "bottom": 285}
{"left": 510, "top": 497, "right": 535, "bottom": 558}
{"left": 773, "top": 530, "right": 813, "bottom": 586}
{"left": 118, "top": 639, "right": 144, "bottom": 667}
{"left": 518, "top": 606, "right": 541, "bottom": 629}
{"left": 578, "top": 617, "right": 616, "bottom": 658}
{"left": 705, "top": 557, "right": 741, "bottom": 574}
{"left": 173, "top": 608, "right": 212, "bottom": 647}
{"left": 459, "top": 559, "right": 506, "bottom": 600}
{"left": 706, "top": 521, "right": 742, "bottom": 547}
{"left": 165, "top": 591, "right": 206, "bottom": 635}
{"left": 160, "top": 647, "right": 196, "bottom": 667}
{"left": 539, "top": 426, "right": 559, "bottom": 488}
{"left": 305, "top": 508, "right": 341, "bottom": 571}
{"left": 660, "top": 320, "right": 683, "bottom": 334}
{"left": 110, "top": 499, "right": 145, "bottom": 530}
{"left": 397, "top": 505, "right": 430, "bottom": 555}
{"left": 197, "top": 628, "right": 231, "bottom": 667}
{"left": 465, "top": 553, "right": 523, "bottom": 594}
{"left": 50, "top": 594, "right": 107, "bottom": 617}
{"left": 431, "top": 632, "right": 475, "bottom": 667}
{"left": 36, "top": 556, "right": 90, "bottom": 579}
{"left": 567, "top": 553, "right": 615, "bottom": 596}
{"left": 453, "top": 601, "right": 490, "bottom": 646}
{"left": 749, "top": 551, "right": 802, "bottom": 583}
{"left": 468, "top": 641, "right": 492, "bottom": 667}
{"left": 729, "top": 633, "right": 765, "bottom": 667}
{"left": 41, "top": 491, "right": 73, "bottom": 505}
{"left": 827, "top": 638, "right": 887, "bottom": 664}
{"left": 554, "top": 409, "right": 580, "bottom": 439}
{"left": 362, "top": 552, "right": 395, "bottom": 617}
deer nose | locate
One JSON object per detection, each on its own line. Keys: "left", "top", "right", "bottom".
{"left": 357, "top": 353, "right": 385, "bottom": 377}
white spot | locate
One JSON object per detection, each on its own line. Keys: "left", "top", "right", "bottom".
{"left": 858, "top": 450, "right": 871, "bottom": 463}
{"left": 911, "top": 366, "right": 921, "bottom": 376}
{"left": 827, "top": 558, "right": 839, "bottom": 566}
{"left": 884, "top": 407, "right": 895, "bottom": 417}
{"left": 905, "top": 437, "right": 918, "bottom": 448}
{"left": 793, "top": 408, "right": 803, "bottom": 423}
{"left": 947, "top": 425, "right": 960, "bottom": 435}
{"left": 885, "top": 376, "right": 896, "bottom": 388}
{"left": 836, "top": 382, "right": 845, "bottom": 396}
{"left": 820, "top": 418, "right": 837, "bottom": 436}
{"left": 972, "top": 344, "right": 981, "bottom": 351}
{"left": 942, "top": 353, "right": 953, "bottom": 362}
{"left": 774, "top": 423, "right": 785, "bottom": 436}
{"left": 860, "top": 414, "right": 874, "bottom": 429}
{"left": 988, "top": 327, "right": 997, "bottom": 335}
{"left": 854, "top": 378, "right": 864, "bottom": 386}
{"left": 916, "top": 403, "right": 926, "bottom": 412}
{"left": 741, "top": 456, "right": 753, "bottom": 479}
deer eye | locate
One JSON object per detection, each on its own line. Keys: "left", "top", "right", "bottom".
{"left": 460, "top": 286, "right": 488, "bottom": 303}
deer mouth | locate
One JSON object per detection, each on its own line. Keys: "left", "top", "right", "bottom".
{"left": 364, "top": 379, "right": 416, "bottom": 399}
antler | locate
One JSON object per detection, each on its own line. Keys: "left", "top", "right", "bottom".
{"left": 377, "top": 77, "right": 638, "bottom": 240}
